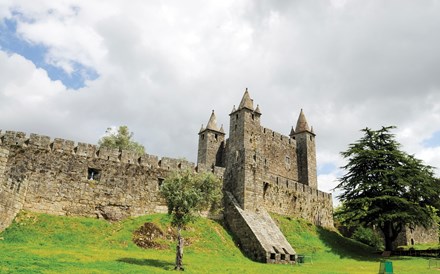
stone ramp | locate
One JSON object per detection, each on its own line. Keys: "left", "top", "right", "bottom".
{"left": 224, "top": 191, "right": 296, "bottom": 263}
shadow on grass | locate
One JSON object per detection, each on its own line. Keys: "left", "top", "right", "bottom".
{"left": 117, "top": 258, "right": 174, "bottom": 270}
{"left": 316, "top": 228, "right": 425, "bottom": 262}
{"left": 316, "top": 227, "right": 380, "bottom": 262}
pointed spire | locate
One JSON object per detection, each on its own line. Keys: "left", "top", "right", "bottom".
{"left": 289, "top": 126, "right": 295, "bottom": 137}
{"left": 238, "top": 88, "right": 254, "bottom": 110}
{"left": 199, "top": 124, "right": 205, "bottom": 133}
{"left": 219, "top": 124, "right": 225, "bottom": 133}
{"left": 206, "top": 110, "right": 219, "bottom": 131}
{"left": 255, "top": 104, "right": 261, "bottom": 114}
{"left": 310, "top": 126, "right": 314, "bottom": 133}
{"left": 231, "top": 104, "right": 236, "bottom": 113}
{"left": 295, "top": 109, "right": 310, "bottom": 133}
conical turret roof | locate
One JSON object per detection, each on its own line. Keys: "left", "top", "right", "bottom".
{"left": 295, "top": 109, "right": 310, "bottom": 133}
{"left": 206, "top": 110, "right": 219, "bottom": 131}
{"left": 238, "top": 88, "right": 254, "bottom": 110}
{"left": 255, "top": 104, "right": 261, "bottom": 114}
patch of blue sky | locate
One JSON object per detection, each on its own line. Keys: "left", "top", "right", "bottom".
{"left": 0, "top": 17, "right": 98, "bottom": 90}
{"left": 422, "top": 130, "right": 440, "bottom": 148}
{"left": 317, "top": 163, "right": 337, "bottom": 175}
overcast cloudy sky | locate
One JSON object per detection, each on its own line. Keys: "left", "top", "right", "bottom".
{"left": 1, "top": 0, "right": 440, "bottom": 201}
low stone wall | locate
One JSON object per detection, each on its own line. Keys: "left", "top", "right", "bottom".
{"left": 394, "top": 225, "right": 439, "bottom": 248}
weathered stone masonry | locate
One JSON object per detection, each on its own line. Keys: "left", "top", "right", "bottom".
{"left": 0, "top": 89, "right": 334, "bottom": 264}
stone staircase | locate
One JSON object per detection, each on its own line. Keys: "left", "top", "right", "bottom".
{"left": 224, "top": 191, "right": 296, "bottom": 263}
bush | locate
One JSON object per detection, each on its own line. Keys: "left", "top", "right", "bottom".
{"left": 352, "top": 226, "right": 384, "bottom": 251}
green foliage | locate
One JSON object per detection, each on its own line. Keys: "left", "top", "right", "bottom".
{"left": 352, "top": 226, "right": 384, "bottom": 251}
{"left": 160, "top": 169, "right": 222, "bottom": 228}
{"left": 98, "top": 125, "right": 145, "bottom": 154}
{"left": 336, "top": 126, "right": 440, "bottom": 251}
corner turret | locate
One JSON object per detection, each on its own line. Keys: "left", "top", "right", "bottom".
{"left": 292, "top": 109, "right": 317, "bottom": 188}
{"left": 197, "top": 110, "right": 225, "bottom": 168}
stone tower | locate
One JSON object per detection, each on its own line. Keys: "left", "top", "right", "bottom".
{"left": 224, "top": 89, "right": 263, "bottom": 211}
{"left": 291, "top": 109, "right": 317, "bottom": 189}
{"left": 197, "top": 110, "right": 225, "bottom": 168}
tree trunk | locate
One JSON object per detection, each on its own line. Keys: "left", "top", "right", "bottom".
{"left": 384, "top": 235, "right": 394, "bottom": 252}
{"left": 382, "top": 221, "right": 400, "bottom": 252}
{"left": 175, "top": 226, "right": 184, "bottom": 271}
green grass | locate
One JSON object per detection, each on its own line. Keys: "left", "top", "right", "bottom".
{"left": 0, "top": 211, "right": 438, "bottom": 273}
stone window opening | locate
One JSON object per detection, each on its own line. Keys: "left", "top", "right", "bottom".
{"left": 280, "top": 254, "right": 286, "bottom": 260}
{"left": 88, "top": 168, "right": 101, "bottom": 181}
{"left": 158, "top": 178, "right": 164, "bottom": 188}
{"left": 270, "top": 253, "right": 276, "bottom": 260}
{"left": 201, "top": 134, "right": 205, "bottom": 140}
{"left": 290, "top": 255, "right": 295, "bottom": 261}
{"left": 263, "top": 182, "right": 269, "bottom": 200}
{"left": 411, "top": 238, "right": 414, "bottom": 245}
{"left": 215, "top": 134, "right": 218, "bottom": 140}
{"left": 251, "top": 114, "right": 255, "bottom": 120}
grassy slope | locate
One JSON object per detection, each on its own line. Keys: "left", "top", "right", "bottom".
{"left": 0, "top": 211, "right": 437, "bottom": 274}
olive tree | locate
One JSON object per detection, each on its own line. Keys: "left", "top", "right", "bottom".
{"left": 160, "top": 169, "right": 222, "bottom": 270}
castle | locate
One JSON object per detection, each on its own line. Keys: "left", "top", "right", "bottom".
{"left": 0, "top": 89, "right": 334, "bottom": 264}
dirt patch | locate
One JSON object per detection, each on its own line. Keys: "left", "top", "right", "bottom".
{"left": 132, "top": 222, "right": 192, "bottom": 249}
{"left": 133, "top": 222, "right": 167, "bottom": 249}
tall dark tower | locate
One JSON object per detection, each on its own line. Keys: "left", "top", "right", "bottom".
{"left": 291, "top": 109, "right": 317, "bottom": 189}
{"left": 224, "top": 89, "right": 263, "bottom": 210}
{"left": 197, "top": 110, "right": 225, "bottom": 168}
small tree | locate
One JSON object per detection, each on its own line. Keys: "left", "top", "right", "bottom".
{"left": 336, "top": 126, "right": 440, "bottom": 251}
{"left": 160, "top": 169, "right": 222, "bottom": 270}
{"left": 98, "top": 125, "right": 145, "bottom": 154}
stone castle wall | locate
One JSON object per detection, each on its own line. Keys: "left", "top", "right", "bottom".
{"left": 0, "top": 127, "right": 333, "bottom": 232}
{"left": 260, "top": 127, "right": 298, "bottom": 181}
{"left": 0, "top": 130, "right": 201, "bottom": 231}
{"left": 262, "top": 174, "right": 333, "bottom": 228}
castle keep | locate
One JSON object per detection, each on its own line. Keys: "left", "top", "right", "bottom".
{"left": 0, "top": 89, "right": 333, "bottom": 264}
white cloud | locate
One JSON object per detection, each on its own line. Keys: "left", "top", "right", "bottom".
{"left": 0, "top": 0, "right": 440, "bottom": 192}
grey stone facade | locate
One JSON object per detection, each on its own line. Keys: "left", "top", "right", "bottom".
{"left": 198, "top": 90, "right": 333, "bottom": 263}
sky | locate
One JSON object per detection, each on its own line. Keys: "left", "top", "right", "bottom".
{"left": 1, "top": 0, "right": 440, "bottom": 204}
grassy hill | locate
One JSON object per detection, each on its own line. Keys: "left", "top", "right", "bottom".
{"left": 0, "top": 211, "right": 437, "bottom": 273}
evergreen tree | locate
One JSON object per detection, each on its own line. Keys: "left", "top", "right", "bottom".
{"left": 160, "top": 169, "right": 222, "bottom": 270}
{"left": 336, "top": 126, "right": 439, "bottom": 251}
{"left": 98, "top": 125, "right": 145, "bottom": 154}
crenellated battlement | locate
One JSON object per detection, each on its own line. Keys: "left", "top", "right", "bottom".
{"left": 0, "top": 129, "right": 197, "bottom": 168}
{"left": 261, "top": 127, "right": 296, "bottom": 147}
